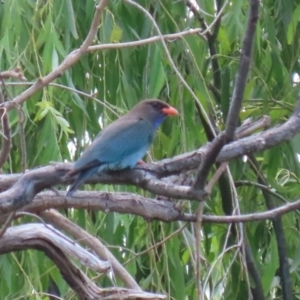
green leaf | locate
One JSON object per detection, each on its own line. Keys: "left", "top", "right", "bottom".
{"left": 64, "top": 0, "right": 78, "bottom": 39}
{"left": 287, "top": 4, "right": 300, "bottom": 44}
{"left": 55, "top": 116, "right": 74, "bottom": 134}
{"left": 110, "top": 24, "right": 123, "bottom": 43}
{"left": 148, "top": 46, "right": 166, "bottom": 98}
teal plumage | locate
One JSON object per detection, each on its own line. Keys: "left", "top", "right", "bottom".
{"left": 67, "top": 99, "right": 178, "bottom": 196}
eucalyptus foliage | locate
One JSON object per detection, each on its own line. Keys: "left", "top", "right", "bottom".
{"left": 1, "top": 0, "right": 300, "bottom": 299}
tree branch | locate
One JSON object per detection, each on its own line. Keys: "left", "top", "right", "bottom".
{"left": 1, "top": 223, "right": 109, "bottom": 271}
{"left": 0, "top": 102, "right": 299, "bottom": 214}
{"left": 0, "top": 191, "right": 191, "bottom": 223}
{"left": 193, "top": 133, "right": 227, "bottom": 190}
{"left": 0, "top": 224, "right": 108, "bottom": 299}
{"left": 186, "top": 0, "right": 223, "bottom": 98}
{"left": 0, "top": 5, "right": 205, "bottom": 114}
{"left": 0, "top": 190, "right": 300, "bottom": 225}
{"left": 248, "top": 155, "right": 293, "bottom": 299}
{"left": 4, "top": 0, "right": 108, "bottom": 110}
{"left": 40, "top": 209, "right": 142, "bottom": 291}
{"left": 88, "top": 28, "right": 205, "bottom": 51}
{"left": 193, "top": 0, "right": 260, "bottom": 191}
{"left": 0, "top": 94, "right": 10, "bottom": 169}
{"left": 0, "top": 224, "right": 164, "bottom": 299}
{"left": 225, "top": 0, "right": 260, "bottom": 140}
{"left": 0, "top": 68, "right": 27, "bottom": 81}
{"left": 124, "top": 0, "right": 218, "bottom": 138}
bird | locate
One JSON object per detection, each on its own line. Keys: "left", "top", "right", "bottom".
{"left": 66, "top": 99, "right": 179, "bottom": 196}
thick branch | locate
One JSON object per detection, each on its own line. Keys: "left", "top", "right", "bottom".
{"left": 0, "top": 224, "right": 108, "bottom": 299}
{"left": 0, "top": 223, "right": 109, "bottom": 271}
{"left": 0, "top": 102, "right": 299, "bottom": 214}
{"left": 0, "top": 191, "right": 300, "bottom": 225}
{"left": 40, "top": 209, "right": 142, "bottom": 291}
{"left": 0, "top": 191, "right": 191, "bottom": 223}
{"left": 0, "top": 224, "right": 166, "bottom": 299}
{"left": 0, "top": 102, "right": 300, "bottom": 214}
{"left": 225, "top": 0, "right": 260, "bottom": 139}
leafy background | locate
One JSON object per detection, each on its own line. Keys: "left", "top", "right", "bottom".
{"left": 1, "top": 0, "right": 300, "bottom": 299}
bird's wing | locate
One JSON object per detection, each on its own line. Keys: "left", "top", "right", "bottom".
{"left": 71, "top": 117, "right": 154, "bottom": 173}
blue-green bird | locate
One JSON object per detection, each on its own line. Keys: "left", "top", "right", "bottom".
{"left": 67, "top": 99, "right": 178, "bottom": 196}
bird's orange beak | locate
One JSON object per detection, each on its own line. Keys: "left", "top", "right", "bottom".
{"left": 162, "top": 106, "right": 179, "bottom": 116}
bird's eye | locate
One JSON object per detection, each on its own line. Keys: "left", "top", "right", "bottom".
{"left": 152, "top": 102, "right": 160, "bottom": 109}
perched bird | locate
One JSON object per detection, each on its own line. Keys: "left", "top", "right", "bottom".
{"left": 67, "top": 99, "right": 178, "bottom": 196}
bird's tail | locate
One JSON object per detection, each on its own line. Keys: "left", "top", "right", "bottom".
{"left": 67, "top": 167, "right": 97, "bottom": 197}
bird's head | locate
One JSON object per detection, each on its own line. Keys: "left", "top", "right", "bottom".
{"left": 130, "top": 99, "right": 179, "bottom": 129}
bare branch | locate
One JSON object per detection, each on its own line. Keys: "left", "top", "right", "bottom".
{"left": 247, "top": 155, "right": 293, "bottom": 299}
{"left": 195, "top": 201, "right": 205, "bottom": 298}
{"left": 193, "top": 133, "right": 227, "bottom": 190}
{"left": 186, "top": 0, "right": 223, "bottom": 96}
{"left": 193, "top": 0, "right": 260, "bottom": 193}
{"left": 0, "top": 68, "right": 27, "bottom": 81}
{"left": 0, "top": 103, "right": 299, "bottom": 214}
{"left": 0, "top": 189, "right": 299, "bottom": 225}
{"left": 235, "top": 115, "right": 271, "bottom": 138}
{"left": 206, "top": 162, "right": 228, "bottom": 194}
{"left": 88, "top": 28, "right": 205, "bottom": 51}
{"left": 40, "top": 209, "right": 142, "bottom": 291}
{"left": 2, "top": 223, "right": 109, "bottom": 271}
{"left": 0, "top": 224, "right": 164, "bottom": 299}
{"left": 6, "top": 0, "right": 109, "bottom": 110}
{"left": 204, "top": 197, "right": 300, "bottom": 223}
{"left": 0, "top": 105, "right": 10, "bottom": 169}
{"left": 0, "top": 224, "right": 108, "bottom": 299}
{"left": 17, "top": 105, "right": 27, "bottom": 172}
{"left": 1, "top": 81, "right": 121, "bottom": 117}
{"left": 0, "top": 191, "right": 192, "bottom": 224}
{"left": 124, "top": 0, "right": 217, "bottom": 137}
{"left": 0, "top": 212, "right": 15, "bottom": 238}
{"left": 225, "top": 0, "right": 260, "bottom": 139}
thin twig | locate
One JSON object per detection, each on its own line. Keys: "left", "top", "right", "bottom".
{"left": 248, "top": 155, "right": 293, "bottom": 299}
{"left": 235, "top": 116, "right": 271, "bottom": 138}
{"left": 124, "top": 222, "right": 188, "bottom": 265}
{"left": 88, "top": 28, "right": 206, "bottom": 51}
{"left": 0, "top": 68, "right": 27, "bottom": 81}
{"left": 2, "top": 81, "right": 120, "bottom": 117}
{"left": 186, "top": 0, "right": 222, "bottom": 98}
{"left": 195, "top": 202, "right": 205, "bottom": 299}
{"left": 225, "top": 166, "right": 251, "bottom": 298}
{"left": 124, "top": 0, "right": 217, "bottom": 137}
{"left": 17, "top": 105, "right": 27, "bottom": 172}
{"left": 0, "top": 106, "right": 11, "bottom": 169}
{"left": 193, "top": 133, "right": 227, "bottom": 190}
{"left": 10, "top": 0, "right": 109, "bottom": 109}
{"left": 205, "top": 162, "right": 228, "bottom": 194}
{"left": 0, "top": 211, "right": 15, "bottom": 238}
